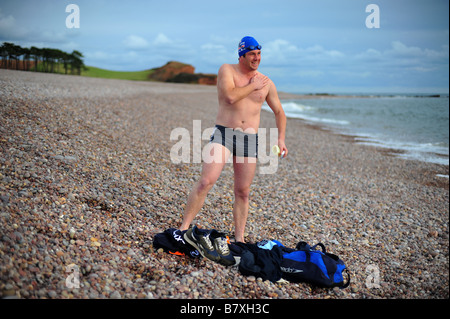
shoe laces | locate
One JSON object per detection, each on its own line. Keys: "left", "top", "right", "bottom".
{"left": 215, "top": 237, "right": 230, "bottom": 254}
{"left": 201, "top": 234, "right": 215, "bottom": 251}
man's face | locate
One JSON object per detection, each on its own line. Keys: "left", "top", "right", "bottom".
{"left": 242, "top": 50, "right": 261, "bottom": 70}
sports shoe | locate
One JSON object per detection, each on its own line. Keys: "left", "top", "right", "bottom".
{"left": 210, "top": 230, "right": 236, "bottom": 266}
{"left": 183, "top": 226, "right": 220, "bottom": 262}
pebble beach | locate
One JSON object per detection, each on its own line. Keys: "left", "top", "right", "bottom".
{"left": 0, "top": 69, "right": 448, "bottom": 300}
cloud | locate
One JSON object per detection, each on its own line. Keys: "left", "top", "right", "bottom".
{"left": 150, "top": 33, "right": 196, "bottom": 62}
{"left": 198, "top": 43, "right": 234, "bottom": 69}
{"left": 354, "top": 41, "right": 449, "bottom": 74}
{"left": 262, "top": 39, "right": 346, "bottom": 68}
{"left": 123, "top": 35, "right": 149, "bottom": 50}
{"left": 153, "top": 33, "right": 172, "bottom": 45}
{"left": 389, "top": 41, "right": 423, "bottom": 57}
{"left": 355, "top": 48, "right": 383, "bottom": 62}
{"left": 0, "top": 11, "right": 14, "bottom": 30}
{"left": 256, "top": 37, "right": 448, "bottom": 92}
{"left": 263, "top": 39, "right": 301, "bottom": 64}
{"left": 85, "top": 33, "right": 198, "bottom": 70}
{"left": 262, "top": 38, "right": 448, "bottom": 74}
{"left": 388, "top": 41, "right": 449, "bottom": 64}
{"left": 0, "top": 11, "right": 28, "bottom": 40}
{"left": 0, "top": 9, "right": 80, "bottom": 46}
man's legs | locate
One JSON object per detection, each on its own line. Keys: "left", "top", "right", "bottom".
{"left": 232, "top": 156, "right": 257, "bottom": 242}
{"left": 180, "top": 143, "right": 231, "bottom": 231}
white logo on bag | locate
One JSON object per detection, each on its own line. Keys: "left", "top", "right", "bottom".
{"left": 280, "top": 267, "right": 303, "bottom": 274}
{"left": 172, "top": 230, "right": 186, "bottom": 245}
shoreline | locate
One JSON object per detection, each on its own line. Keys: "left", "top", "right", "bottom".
{"left": 270, "top": 94, "right": 449, "bottom": 174}
{"left": 260, "top": 103, "right": 449, "bottom": 190}
{"left": 282, "top": 115, "right": 449, "bottom": 189}
{"left": 0, "top": 69, "right": 448, "bottom": 299}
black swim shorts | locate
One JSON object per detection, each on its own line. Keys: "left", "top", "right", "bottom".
{"left": 209, "top": 125, "right": 258, "bottom": 158}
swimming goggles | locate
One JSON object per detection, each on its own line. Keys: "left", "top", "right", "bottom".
{"left": 244, "top": 45, "right": 262, "bottom": 50}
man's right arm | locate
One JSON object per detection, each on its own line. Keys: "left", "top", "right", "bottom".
{"left": 217, "top": 64, "right": 268, "bottom": 105}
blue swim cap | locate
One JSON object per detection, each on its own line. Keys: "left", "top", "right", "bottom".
{"left": 238, "top": 36, "right": 261, "bottom": 57}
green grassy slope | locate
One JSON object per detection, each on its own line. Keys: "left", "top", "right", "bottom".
{"left": 81, "top": 66, "right": 154, "bottom": 81}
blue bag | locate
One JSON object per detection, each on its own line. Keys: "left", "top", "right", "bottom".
{"left": 280, "top": 242, "right": 350, "bottom": 288}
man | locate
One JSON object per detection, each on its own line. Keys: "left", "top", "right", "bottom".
{"left": 180, "top": 36, "right": 288, "bottom": 245}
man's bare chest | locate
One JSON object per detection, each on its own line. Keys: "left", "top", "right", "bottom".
{"left": 234, "top": 76, "right": 268, "bottom": 104}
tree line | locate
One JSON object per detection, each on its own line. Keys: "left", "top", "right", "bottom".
{"left": 0, "top": 42, "right": 85, "bottom": 75}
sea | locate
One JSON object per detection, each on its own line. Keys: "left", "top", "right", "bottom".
{"left": 263, "top": 93, "right": 449, "bottom": 173}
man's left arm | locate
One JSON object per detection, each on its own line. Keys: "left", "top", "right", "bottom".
{"left": 266, "top": 80, "right": 288, "bottom": 157}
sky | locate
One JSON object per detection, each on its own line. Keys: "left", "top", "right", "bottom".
{"left": 0, "top": 0, "right": 448, "bottom": 94}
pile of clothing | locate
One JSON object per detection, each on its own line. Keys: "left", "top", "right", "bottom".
{"left": 153, "top": 226, "right": 350, "bottom": 288}
{"left": 153, "top": 226, "right": 283, "bottom": 282}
